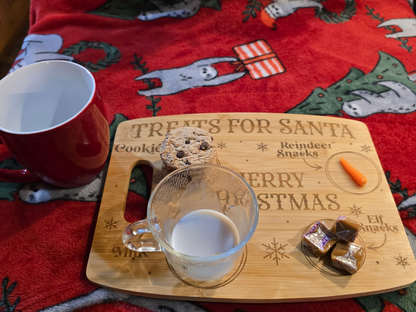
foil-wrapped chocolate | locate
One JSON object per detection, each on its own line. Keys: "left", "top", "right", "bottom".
{"left": 302, "top": 221, "right": 338, "bottom": 257}
{"left": 331, "top": 216, "right": 360, "bottom": 242}
{"left": 331, "top": 242, "right": 365, "bottom": 274}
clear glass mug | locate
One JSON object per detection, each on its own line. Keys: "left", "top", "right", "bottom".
{"left": 123, "top": 163, "right": 259, "bottom": 285}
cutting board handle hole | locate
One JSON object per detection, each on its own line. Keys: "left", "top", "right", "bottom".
{"left": 124, "top": 163, "right": 154, "bottom": 224}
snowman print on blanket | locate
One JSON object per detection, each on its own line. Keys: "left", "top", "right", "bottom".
{"left": 9, "top": 34, "right": 74, "bottom": 73}
{"left": 286, "top": 52, "right": 416, "bottom": 118}
{"left": 377, "top": 18, "right": 416, "bottom": 39}
{"left": 9, "top": 34, "right": 121, "bottom": 74}
{"left": 18, "top": 165, "right": 148, "bottom": 204}
{"left": 138, "top": 0, "right": 203, "bottom": 21}
{"left": 88, "top": 0, "right": 221, "bottom": 21}
{"left": 261, "top": 0, "right": 323, "bottom": 28}
{"left": 136, "top": 40, "right": 285, "bottom": 96}
{"left": 136, "top": 57, "right": 246, "bottom": 96}
{"left": 19, "top": 170, "right": 105, "bottom": 204}
{"left": 342, "top": 81, "right": 416, "bottom": 117}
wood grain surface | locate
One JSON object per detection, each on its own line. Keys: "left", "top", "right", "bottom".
{"left": 86, "top": 113, "right": 416, "bottom": 302}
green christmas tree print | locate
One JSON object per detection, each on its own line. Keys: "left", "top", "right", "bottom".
{"left": 355, "top": 282, "right": 416, "bottom": 312}
{"left": 0, "top": 277, "right": 20, "bottom": 312}
{"left": 89, "top": 0, "right": 220, "bottom": 20}
{"left": 88, "top": 0, "right": 144, "bottom": 20}
{"left": 286, "top": 52, "right": 416, "bottom": 116}
{"left": 131, "top": 54, "right": 162, "bottom": 117}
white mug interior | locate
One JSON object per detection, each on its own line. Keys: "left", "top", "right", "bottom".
{"left": 0, "top": 61, "right": 95, "bottom": 134}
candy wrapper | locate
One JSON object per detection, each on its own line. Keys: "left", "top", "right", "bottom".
{"left": 331, "top": 242, "right": 366, "bottom": 274}
{"left": 331, "top": 216, "right": 360, "bottom": 242}
{"left": 302, "top": 221, "right": 338, "bottom": 257}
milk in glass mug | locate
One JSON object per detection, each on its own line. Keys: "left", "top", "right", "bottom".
{"left": 123, "top": 164, "right": 259, "bottom": 285}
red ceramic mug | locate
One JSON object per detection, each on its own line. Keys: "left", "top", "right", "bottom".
{"left": 0, "top": 61, "right": 110, "bottom": 188}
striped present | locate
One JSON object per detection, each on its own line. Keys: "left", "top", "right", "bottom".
{"left": 233, "top": 40, "right": 285, "bottom": 79}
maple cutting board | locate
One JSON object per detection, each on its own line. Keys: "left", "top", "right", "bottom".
{"left": 86, "top": 113, "right": 416, "bottom": 302}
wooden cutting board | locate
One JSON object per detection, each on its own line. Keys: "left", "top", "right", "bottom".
{"left": 86, "top": 113, "right": 416, "bottom": 302}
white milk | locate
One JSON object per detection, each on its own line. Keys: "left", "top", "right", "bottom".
{"left": 171, "top": 209, "right": 240, "bottom": 257}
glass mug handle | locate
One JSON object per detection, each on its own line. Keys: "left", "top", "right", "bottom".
{"left": 122, "top": 219, "right": 163, "bottom": 252}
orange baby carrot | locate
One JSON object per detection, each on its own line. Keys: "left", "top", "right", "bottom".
{"left": 340, "top": 158, "right": 367, "bottom": 186}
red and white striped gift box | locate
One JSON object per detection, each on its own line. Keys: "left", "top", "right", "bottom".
{"left": 233, "top": 40, "right": 285, "bottom": 79}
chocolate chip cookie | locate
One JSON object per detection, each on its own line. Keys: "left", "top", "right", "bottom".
{"left": 160, "top": 127, "right": 217, "bottom": 171}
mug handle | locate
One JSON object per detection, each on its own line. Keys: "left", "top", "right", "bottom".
{"left": 122, "top": 219, "right": 163, "bottom": 252}
{"left": 0, "top": 168, "right": 38, "bottom": 183}
{"left": 0, "top": 138, "right": 39, "bottom": 183}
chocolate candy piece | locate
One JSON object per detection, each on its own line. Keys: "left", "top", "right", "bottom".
{"left": 176, "top": 151, "right": 185, "bottom": 158}
{"left": 331, "top": 216, "right": 360, "bottom": 242}
{"left": 302, "top": 221, "right": 338, "bottom": 257}
{"left": 331, "top": 242, "right": 365, "bottom": 274}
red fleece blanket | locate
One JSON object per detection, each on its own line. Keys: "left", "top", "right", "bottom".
{"left": 2, "top": 0, "right": 416, "bottom": 311}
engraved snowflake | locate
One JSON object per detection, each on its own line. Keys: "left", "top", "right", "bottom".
{"left": 395, "top": 254, "right": 410, "bottom": 269}
{"left": 349, "top": 203, "right": 363, "bottom": 217}
{"left": 217, "top": 141, "right": 227, "bottom": 150}
{"left": 360, "top": 144, "right": 372, "bottom": 153}
{"left": 263, "top": 237, "right": 290, "bottom": 266}
{"left": 257, "top": 142, "right": 269, "bottom": 152}
{"left": 104, "top": 217, "right": 118, "bottom": 232}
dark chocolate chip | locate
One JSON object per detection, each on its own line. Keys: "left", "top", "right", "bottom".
{"left": 185, "top": 160, "right": 191, "bottom": 165}
{"left": 185, "top": 140, "right": 190, "bottom": 144}
{"left": 176, "top": 151, "right": 185, "bottom": 158}
{"left": 200, "top": 142, "right": 209, "bottom": 151}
